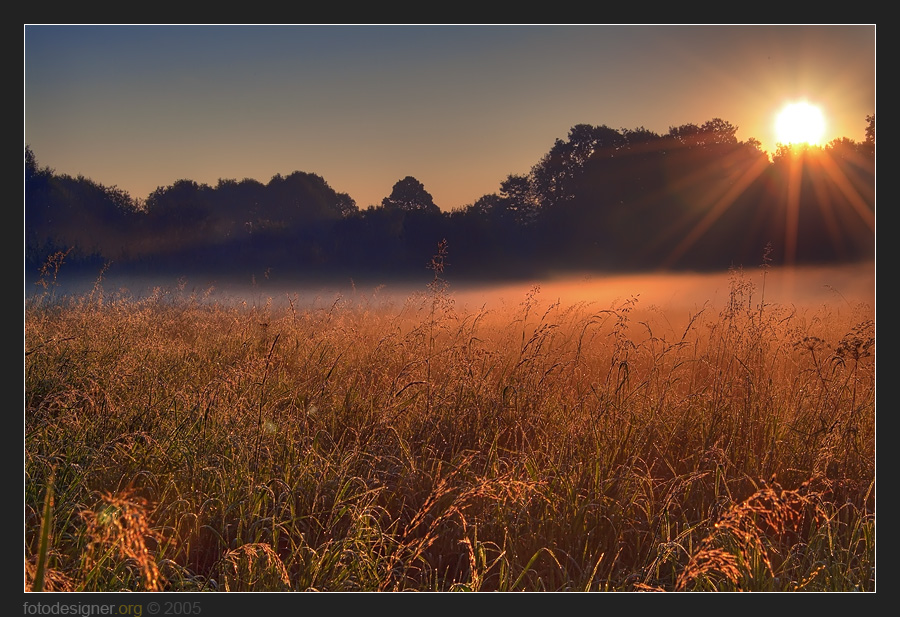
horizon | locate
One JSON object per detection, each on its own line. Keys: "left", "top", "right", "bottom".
{"left": 24, "top": 24, "right": 876, "bottom": 211}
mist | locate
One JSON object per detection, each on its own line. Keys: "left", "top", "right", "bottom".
{"left": 449, "top": 262, "right": 875, "bottom": 313}
{"left": 27, "top": 261, "right": 875, "bottom": 320}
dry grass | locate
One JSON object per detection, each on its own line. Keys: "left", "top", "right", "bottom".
{"left": 24, "top": 259, "right": 875, "bottom": 591}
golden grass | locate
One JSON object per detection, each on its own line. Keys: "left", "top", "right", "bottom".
{"left": 24, "top": 263, "right": 875, "bottom": 591}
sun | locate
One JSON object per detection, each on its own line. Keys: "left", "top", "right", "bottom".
{"left": 775, "top": 101, "right": 826, "bottom": 146}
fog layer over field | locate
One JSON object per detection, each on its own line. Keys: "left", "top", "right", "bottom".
{"left": 30, "top": 261, "right": 875, "bottom": 317}
{"left": 446, "top": 262, "right": 875, "bottom": 314}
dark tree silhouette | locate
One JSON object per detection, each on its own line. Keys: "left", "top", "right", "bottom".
{"left": 25, "top": 146, "right": 141, "bottom": 272}
{"left": 381, "top": 176, "right": 440, "bottom": 214}
{"left": 143, "top": 179, "right": 214, "bottom": 248}
{"left": 498, "top": 174, "right": 539, "bottom": 226}
{"left": 262, "top": 171, "right": 356, "bottom": 227}
{"left": 699, "top": 118, "right": 738, "bottom": 145}
{"left": 25, "top": 114, "right": 875, "bottom": 283}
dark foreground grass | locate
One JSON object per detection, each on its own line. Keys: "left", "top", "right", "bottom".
{"left": 24, "top": 264, "right": 875, "bottom": 591}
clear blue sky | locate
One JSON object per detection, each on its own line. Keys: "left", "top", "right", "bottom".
{"left": 24, "top": 24, "right": 876, "bottom": 211}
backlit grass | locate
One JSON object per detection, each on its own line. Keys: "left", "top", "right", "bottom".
{"left": 24, "top": 260, "right": 875, "bottom": 591}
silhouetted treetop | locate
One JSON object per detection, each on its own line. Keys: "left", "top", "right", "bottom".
{"left": 620, "top": 126, "right": 662, "bottom": 146}
{"left": 264, "top": 171, "right": 358, "bottom": 222}
{"left": 666, "top": 119, "right": 737, "bottom": 148}
{"left": 381, "top": 176, "right": 440, "bottom": 214}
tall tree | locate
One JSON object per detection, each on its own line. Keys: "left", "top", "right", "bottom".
{"left": 499, "top": 173, "right": 539, "bottom": 225}
{"left": 381, "top": 176, "right": 440, "bottom": 214}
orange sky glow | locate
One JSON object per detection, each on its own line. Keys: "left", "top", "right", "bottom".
{"left": 24, "top": 25, "right": 875, "bottom": 211}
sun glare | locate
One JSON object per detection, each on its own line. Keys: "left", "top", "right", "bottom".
{"left": 775, "top": 102, "right": 826, "bottom": 147}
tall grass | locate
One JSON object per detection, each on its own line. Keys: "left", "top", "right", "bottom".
{"left": 24, "top": 258, "right": 875, "bottom": 591}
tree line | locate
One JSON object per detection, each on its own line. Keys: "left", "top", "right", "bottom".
{"left": 25, "top": 116, "right": 875, "bottom": 284}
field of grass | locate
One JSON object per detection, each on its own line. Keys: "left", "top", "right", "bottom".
{"left": 24, "top": 258, "right": 875, "bottom": 592}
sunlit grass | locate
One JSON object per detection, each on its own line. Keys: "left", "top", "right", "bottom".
{"left": 24, "top": 260, "right": 875, "bottom": 591}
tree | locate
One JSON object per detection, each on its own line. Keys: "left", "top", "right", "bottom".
{"left": 145, "top": 179, "right": 212, "bottom": 222}
{"left": 667, "top": 119, "right": 737, "bottom": 148}
{"left": 621, "top": 126, "right": 661, "bottom": 147}
{"left": 699, "top": 118, "right": 738, "bottom": 145}
{"left": 25, "top": 145, "right": 52, "bottom": 186}
{"left": 499, "top": 173, "right": 539, "bottom": 225}
{"left": 25, "top": 146, "right": 53, "bottom": 229}
{"left": 263, "top": 171, "right": 357, "bottom": 225}
{"left": 865, "top": 114, "right": 875, "bottom": 147}
{"left": 333, "top": 192, "right": 358, "bottom": 218}
{"left": 468, "top": 192, "right": 504, "bottom": 219}
{"left": 381, "top": 176, "right": 440, "bottom": 214}
{"left": 566, "top": 123, "right": 624, "bottom": 166}
{"left": 668, "top": 123, "right": 703, "bottom": 147}
{"left": 744, "top": 137, "right": 763, "bottom": 152}
{"left": 143, "top": 179, "right": 214, "bottom": 249}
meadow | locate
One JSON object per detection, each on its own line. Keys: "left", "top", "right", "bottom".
{"left": 24, "top": 256, "right": 875, "bottom": 592}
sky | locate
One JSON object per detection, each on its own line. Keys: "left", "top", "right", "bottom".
{"left": 24, "top": 25, "right": 876, "bottom": 212}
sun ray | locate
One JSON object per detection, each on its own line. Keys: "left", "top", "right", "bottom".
{"left": 783, "top": 152, "right": 803, "bottom": 267}
{"left": 770, "top": 144, "right": 874, "bottom": 279}
{"left": 814, "top": 150, "right": 876, "bottom": 232}
{"left": 659, "top": 152, "right": 770, "bottom": 269}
